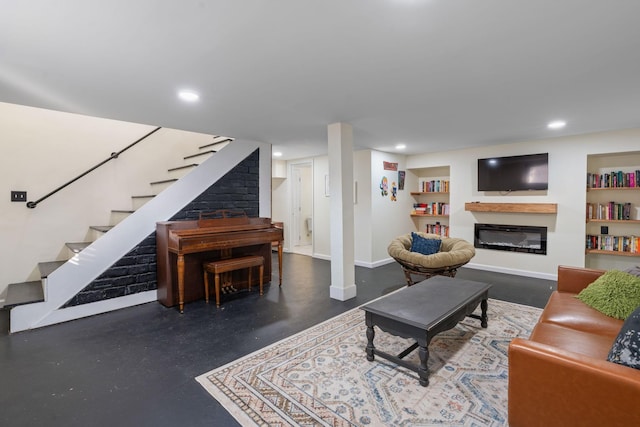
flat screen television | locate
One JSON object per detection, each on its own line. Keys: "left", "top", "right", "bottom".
{"left": 477, "top": 153, "right": 548, "bottom": 191}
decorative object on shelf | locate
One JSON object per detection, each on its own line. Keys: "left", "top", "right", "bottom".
{"left": 585, "top": 234, "right": 640, "bottom": 254}
{"left": 412, "top": 202, "right": 449, "bottom": 216}
{"left": 418, "top": 179, "right": 449, "bottom": 193}
{"left": 388, "top": 232, "right": 475, "bottom": 286}
{"left": 426, "top": 222, "right": 449, "bottom": 237}
{"left": 587, "top": 169, "right": 640, "bottom": 188}
{"left": 587, "top": 201, "right": 634, "bottom": 220}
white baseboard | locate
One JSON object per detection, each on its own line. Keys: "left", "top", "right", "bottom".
{"left": 313, "top": 253, "right": 331, "bottom": 261}
{"left": 355, "top": 258, "right": 396, "bottom": 269}
{"left": 11, "top": 290, "right": 158, "bottom": 333}
{"left": 308, "top": 254, "right": 395, "bottom": 269}
{"left": 464, "top": 263, "right": 557, "bottom": 281}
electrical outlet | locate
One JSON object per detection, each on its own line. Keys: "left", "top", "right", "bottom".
{"left": 11, "top": 191, "right": 27, "bottom": 202}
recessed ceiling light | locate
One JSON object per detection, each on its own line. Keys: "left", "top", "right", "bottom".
{"left": 547, "top": 120, "right": 566, "bottom": 129}
{"left": 395, "top": 143, "right": 406, "bottom": 150}
{"left": 178, "top": 90, "right": 199, "bottom": 102}
{"left": 273, "top": 151, "right": 283, "bottom": 157}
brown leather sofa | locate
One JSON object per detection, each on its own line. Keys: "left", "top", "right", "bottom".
{"left": 508, "top": 265, "right": 640, "bottom": 427}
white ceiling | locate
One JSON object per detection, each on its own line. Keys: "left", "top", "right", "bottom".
{"left": 2, "top": 1, "right": 640, "bottom": 160}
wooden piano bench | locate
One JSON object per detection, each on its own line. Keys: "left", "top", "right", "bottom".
{"left": 203, "top": 255, "right": 265, "bottom": 307}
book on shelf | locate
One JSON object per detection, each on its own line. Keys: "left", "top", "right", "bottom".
{"left": 425, "top": 223, "right": 449, "bottom": 237}
{"left": 411, "top": 202, "right": 450, "bottom": 215}
{"left": 418, "top": 179, "right": 450, "bottom": 193}
{"left": 587, "top": 170, "right": 640, "bottom": 189}
{"left": 586, "top": 201, "right": 633, "bottom": 220}
{"left": 586, "top": 234, "right": 640, "bottom": 253}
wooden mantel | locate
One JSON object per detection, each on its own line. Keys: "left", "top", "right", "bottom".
{"left": 464, "top": 202, "right": 557, "bottom": 214}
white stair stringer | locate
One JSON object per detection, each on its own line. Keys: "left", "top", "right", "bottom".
{"left": 10, "top": 140, "right": 271, "bottom": 333}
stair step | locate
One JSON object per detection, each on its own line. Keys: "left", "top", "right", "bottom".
{"left": 88, "top": 225, "right": 113, "bottom": 242}
{"left": 66, "top": 242, "right": 91, "bottom": 254}
{"left": 184, "top": 150, "right": 215, "bottom": 160}
{"left": 4, "top": 281, "right": 44, "bottom": 308}
{"left": 110, "top": 210, "right": 134, "bottom": 225}
{"left": 150, "top": 178, "right": 177, "bottom": 193}
{"left": 89, "top": 225, "right": 114, "bottom": 233}
{"left": 167, "top": 164, "right": 198, "bottom": 180}
{"left": 131, "top": 195, "right": 155, "bottom": 210}
{"left": 168, "top": 164, "right": 198, "bottom": 172}
{"left": 199, "top": 137, "right": 232, "bottom": 150}
{"left": 38, "top": 261, "right": 66, "bottom": 278}
{"left": 149, "top": 178, "right": 178, "bottom": 185}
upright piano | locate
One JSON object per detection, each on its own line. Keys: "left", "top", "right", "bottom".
{"left": 156, "top": 215, "right": 283, "bottom": 311}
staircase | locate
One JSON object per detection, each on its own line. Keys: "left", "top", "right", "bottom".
{"left": 3, "top": 136, "right": 241, "bottom": 332}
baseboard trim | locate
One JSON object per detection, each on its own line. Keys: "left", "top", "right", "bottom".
{"left": 464, "top": 263, "right": 557, "bottom": 281}
{"left": 11, "top": 290, "right": 158, "bottom": 333}
{"left": 309, "top": 254, "right": 395, "bottom": 269}
{"left": 355, "top": 258, "right": 396, "bottom": 269}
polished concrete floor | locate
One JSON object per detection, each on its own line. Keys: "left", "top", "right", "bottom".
{"left": 0, "top": 254, "right": 555, "bottom": 427}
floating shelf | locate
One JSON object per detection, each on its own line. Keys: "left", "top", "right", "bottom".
{"left": 586, "top": 249, "right": 640, "bottom": 257}
{"left": 411, "top": 192, "right": 449, "bottom": 195}
{"left": 587, "top": 187, "right": 640, "bottom": 192}
{"left": 410, "top": 214, "right": 449, "bottom": 218}
{"left": 464, "top": 202, "right": 557, "bottom": 214}
{"left": 587, "top": 219, "right": 640, "bottom": 224}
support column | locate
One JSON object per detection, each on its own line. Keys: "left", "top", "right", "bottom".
{"left": 328, "top": 122, "right": 357, "bottom": 301}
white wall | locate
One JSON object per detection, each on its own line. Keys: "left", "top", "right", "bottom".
{"left": 407, "top": 128, "right": 640, "bottom": 279}
{"left": 271, "top": 177, "right": 288, "bottom": 246}
{"left": 288, "top": 149, "right": 414, "bottom": 267}
{"left": 370, "top": 151, "right": 415, "bottom": 265}
{"left": 353, "top": 151, "right": 372, "bottom": 264}
{"left": 0, "top": 102, "right": 216, "bottom": 300}
{"left": 313, "top": 156, "right": 331, "bottom": 258}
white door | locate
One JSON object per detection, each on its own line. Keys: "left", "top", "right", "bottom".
{"left": 291, "top": 163, "right": 313, "bottom": 252}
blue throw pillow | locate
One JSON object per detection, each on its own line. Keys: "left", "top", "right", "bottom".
{"left": 410, "top": 232, "right": 441, "bottom": 255}
{"left": 607, "top": 305, "right": 640, "bottom": 370}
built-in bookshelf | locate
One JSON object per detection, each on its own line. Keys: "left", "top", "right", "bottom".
{"left": 409, "top": 166, "right": 450, "bottom": 236}
{"left": 585, "top": 153, "right": 640, "bottom": 266}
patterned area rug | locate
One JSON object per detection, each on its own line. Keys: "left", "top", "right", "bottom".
{"left": 196, "top": 298, "right": 542, "bottom": 426}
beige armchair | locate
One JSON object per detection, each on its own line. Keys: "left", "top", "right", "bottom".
{"left": 388, "top": 232, "right": 476, "bottom": 286}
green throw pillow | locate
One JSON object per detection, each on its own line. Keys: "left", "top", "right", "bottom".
{"left": 576, "top": 270, "right": 640, "bottom": 320}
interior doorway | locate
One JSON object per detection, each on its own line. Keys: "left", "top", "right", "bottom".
{"left": 291, "top": 162, "right": 313, "bottom": 256}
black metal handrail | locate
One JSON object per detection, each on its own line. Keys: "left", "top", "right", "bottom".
{"left": 26, "top": 127, "right": 162, "bottom": 209}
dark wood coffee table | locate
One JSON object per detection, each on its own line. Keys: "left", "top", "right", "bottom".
{"left": 361, "top": 275, "right": 491, "bottom": 386}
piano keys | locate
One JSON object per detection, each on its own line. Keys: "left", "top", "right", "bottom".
{"left": 156, "top": 216, "right": 283, "bottom": 312}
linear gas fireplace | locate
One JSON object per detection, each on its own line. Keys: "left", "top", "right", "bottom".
{"left": 474, "top": 223, "right": 547, "bottom": 255}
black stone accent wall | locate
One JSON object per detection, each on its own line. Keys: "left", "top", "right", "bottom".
{"left": 64, "top": 149, "right": 260, "bottom": 307}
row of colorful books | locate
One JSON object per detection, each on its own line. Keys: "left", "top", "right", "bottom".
{"left": 586, "top": 202, "right": 633, "bottom": 220}
{"left": 412, "top": 202, "right": 450, "bottom": 216}
{"left": 418, "top": 179, "right": 450, "bottom": 193}
{"left": 586, "top": 234, "right": 640, "bottom": 253}
{"left": 425, "top": 223, "right": 449, "bottom": 237}
{"left": 587, "top": 170, "right": 640, "bottom": 188}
